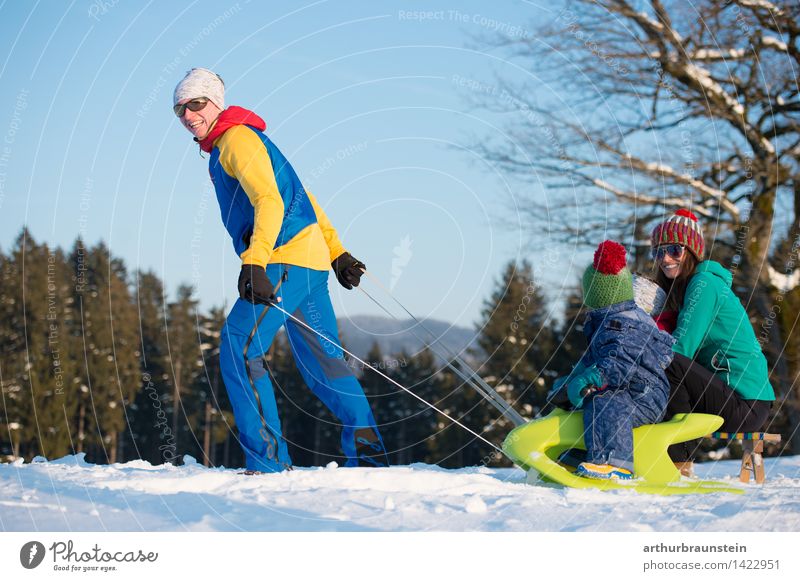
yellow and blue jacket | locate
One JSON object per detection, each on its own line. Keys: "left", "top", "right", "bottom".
{"left": 200, "top": 106, "right": 346, "bottom": 271}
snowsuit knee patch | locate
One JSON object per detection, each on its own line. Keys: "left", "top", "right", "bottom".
{"left": 246, "top": 356, "right": 269, "bottom": 381}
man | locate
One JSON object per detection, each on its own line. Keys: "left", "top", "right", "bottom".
{"left": 173, "top": 68, "right": 387, "bottom": 472}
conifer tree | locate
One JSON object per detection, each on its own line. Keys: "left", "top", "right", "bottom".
{"left": 552, "top": 284, "right": 588, "bottom": 380}
{"left": 165, "top": 284, "right": 204, "bottom": 461}
{"left": 473, "top": 259, "right": 554, "bottom": 461}
{"left": 126, "top": 270, "right": 171, "bottom": 464}
{"left": 196, "top": 305, "right": 232, "bottom": 467}
{"left": 425, "top": 360, "right": 480, "bottom": 468}
{"left": 0, "top": 243, "right": 21, "bottom": 458}
{"left": 0, "top": 230, "right": 78, "bottom": 459}
{"left": 69, "top": 240, "right": 139, "bottom": 463}
{"left": 378, "top": 348, "right": 442, "bottom": 465}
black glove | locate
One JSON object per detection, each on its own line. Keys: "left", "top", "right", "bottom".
{"left": 332, "top": 252, "right": 366, "bottom": 289}
{"left": 238, "top": 264, "right": 276, "bottom": 305}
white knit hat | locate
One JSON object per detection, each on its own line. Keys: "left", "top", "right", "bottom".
{"left": 173, "top": 68, "right": 225, "bottom": 110}
{"left": 632, "top": 274, "right": 667, "bottom": 315}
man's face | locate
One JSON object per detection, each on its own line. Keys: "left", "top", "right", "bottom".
{"left": 176, "top": 97, "right": 222, "bottom": 140}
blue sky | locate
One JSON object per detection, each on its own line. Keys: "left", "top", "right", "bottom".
{"left": 0, "top": 0, "right": 581, "bottom": 327}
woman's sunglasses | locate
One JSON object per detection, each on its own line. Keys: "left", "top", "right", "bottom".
{"left": 652, "top": 244, "right": 685, "bottom": 261}
{"left": 173, "top": 97, "right": 209, "bottom": 118}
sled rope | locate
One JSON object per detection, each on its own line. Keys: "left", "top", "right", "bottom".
{"left": 267, "top": 302, "right": 507, "bottom": 456}
{"left": 361, "top": 271, "right": 526, "bottom": 426}
{"left": 357, "top": 284, "right": 525, "bottom": 426}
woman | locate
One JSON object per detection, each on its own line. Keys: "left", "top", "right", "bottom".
{"left": 650, "top": 209, "right": 775, "bottom": 471}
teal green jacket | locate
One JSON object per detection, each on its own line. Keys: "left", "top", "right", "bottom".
{"left": 673, "top": 261, "right": 775, "bottom": 401}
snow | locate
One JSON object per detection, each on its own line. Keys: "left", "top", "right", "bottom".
{"left": 768, "top": 264, "right": 800, "bottom": 292}
{"left": 1, "top": 453, "right": 800, "bottom": 532}
{"left": 737, "top": 0, "right": 784, "bottom": 12}
{"left": 682, "top": 63, "right": 745, "bottom": 116}
{"left": 692, "top": 48, "right": 747, "bottom": 60}
{"left": 760, "top": 36, "right": 788, "bottom": 51}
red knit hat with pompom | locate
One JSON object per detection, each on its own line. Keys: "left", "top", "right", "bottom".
{"left": 593, "top": 240, "right": 627, "bottom": 274}
{"left": 650, "top": 208, "right": 705, "bottom": 259}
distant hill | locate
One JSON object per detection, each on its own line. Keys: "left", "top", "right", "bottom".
{"left": 336, "top": 315, "right": 481, "bottom": 366}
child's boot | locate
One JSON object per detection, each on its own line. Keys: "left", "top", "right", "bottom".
{"left": 575, "top": 462, "right": 634, "bottom": 480}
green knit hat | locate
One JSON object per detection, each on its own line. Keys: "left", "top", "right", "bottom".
{"left": 582, "top": 240, "right": 634, "bottom": 309}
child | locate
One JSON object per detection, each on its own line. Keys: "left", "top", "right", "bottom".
{"left": 559, "top": 241, "right": 676, "bottom": 480}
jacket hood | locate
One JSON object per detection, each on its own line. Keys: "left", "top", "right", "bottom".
{"left": 694, "top": 260, "right": 732, "bottom": 287}
{"left": 583, "top": 299, "right": 639, "bottom": 338}
{"left": 196, "top": 106, "right": 266, "bottom": 153}
{"left": 585, "top": 299, "right": 637, "bottom": 319}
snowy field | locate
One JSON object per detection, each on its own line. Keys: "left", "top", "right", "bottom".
{"left": 2, "top": 454, "right": 800, "bottom": 532}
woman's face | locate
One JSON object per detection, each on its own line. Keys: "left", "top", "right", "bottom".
{"left": 655, "top": 244, "right": 686, "bottom": 279}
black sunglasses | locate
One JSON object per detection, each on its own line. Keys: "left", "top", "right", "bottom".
{"left": 651, "top": 244, "right": 685, "bottom": 261}
{"left": 173, "top": 97, "right": 209, "bottom": 117}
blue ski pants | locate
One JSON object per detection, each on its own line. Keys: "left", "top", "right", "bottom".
{"left": 220, "top": 264, "right": 386, "bottom": 472}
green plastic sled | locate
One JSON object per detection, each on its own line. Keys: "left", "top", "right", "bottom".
{"left": 503, "top": 409, "right": 744, "bottom": 495}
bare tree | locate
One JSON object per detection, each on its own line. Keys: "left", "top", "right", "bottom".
{"left": 476, "top": 0, "right": 800, "bottom": 445}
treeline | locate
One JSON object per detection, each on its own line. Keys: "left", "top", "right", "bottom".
{"left": 0, "top": 228, "right": 794, "bottom": 468}
{"left": 0, "top": 228, "right": 229, "bottom": 466}
{"left": 0, "top": 228, "right": 575, "bottom": 468}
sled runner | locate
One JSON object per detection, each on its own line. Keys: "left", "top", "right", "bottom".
{"left": 503, "top": 409, "right": 744, "bottom": 495}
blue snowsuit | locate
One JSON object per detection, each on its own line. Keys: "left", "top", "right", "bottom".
{"left": 220, "top": 265, "right": 386, "bottom": 472}
{"left": 579, "top": 300, "right": 675, "bottom": 471}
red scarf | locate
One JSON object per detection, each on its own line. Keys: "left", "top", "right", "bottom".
{"left": 654, "top": 310, "right": 678, "bottom": 334}
{"left": 196, "top": 106, "right": 267, "bottom": 153}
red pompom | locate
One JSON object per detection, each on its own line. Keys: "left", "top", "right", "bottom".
{"left": 674, "top": 208, "right": 698, "bottom": 222}
{"left": 593, "top": 240, "right": 627, "bottom": 275}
